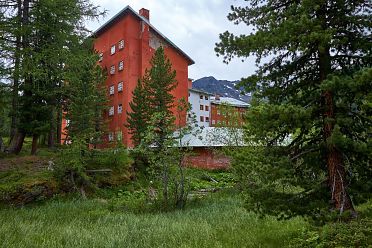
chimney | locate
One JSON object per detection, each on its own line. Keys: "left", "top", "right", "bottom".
{"left": 139, "top": 8, "right": 150, "bottom": 21}
{"left": 188, "top": 78, "right": 193, "bottom": 89}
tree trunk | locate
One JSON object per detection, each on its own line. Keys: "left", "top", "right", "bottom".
{"left": 9, "top": 0, "right": 23, "bottom": 143}
{"left": 31, "top": 133, "right": 39, "bottom": 155}
{"left": 48, "top": 108, "right": 55, "bottom": 148}
{"left": 323, "top": 91, "right": 355, "bottom": 215}
{"left": 318, "top": 39, "right": 355, "bottom": 214}
{"left": 0, "top": 135, "right": 4, "bottom": 152}
{"left": 162, "top": 163, "right": 169, "bottom": 207}
{"left": 56, "top": 105, "right": 62, "bottom": 145}
{"left": 6, "top": 131, "right": 25, "bottom": 154}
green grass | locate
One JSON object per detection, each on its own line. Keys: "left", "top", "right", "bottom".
{"left": 0, "top": 193, "right": 308, "bottom": 248}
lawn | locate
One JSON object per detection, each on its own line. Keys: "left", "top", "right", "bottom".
{"left": 0, "top": 193, "right": 307, "bottom": 248}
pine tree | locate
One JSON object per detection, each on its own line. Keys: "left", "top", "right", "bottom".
{"left": 216, "top": 1, "right": 371, "bottom": 216}
{"left": 63, "top": 40, "right": 107, "bottom": 144}
{"left": 127, "top": 79, "right": 150, "bottom": 146}
{"left": 127, "top": 47, "right": 177, "bottom": 147}
{"left": 146, "top": 47, "right": 178, "bottom": 149}
{"left": 1, "top": 0, "right": 104, "bottom": 154}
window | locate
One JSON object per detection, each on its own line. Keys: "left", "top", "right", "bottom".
{"left": 99, "top": 53, "right": 103, "bottom": 62}
{"left": 65, "top": 119, "right": 70, "bottom": 127}
{"left": 200, "top": 105, "right": 204, "bottom": 111}
{"left": 200, "top": 95, "right": 203, "bottom": 99}
{"left": 109, "top": 85, "right": 114, "bottom": 95}
{"left": 200, "top": 116, "right": 204, "bottom": 122}
{"left": 212, "top": 120, "right": 216, "bottom": 125}
{"left": 205, "top": 106, "right": 209, "bottom": 111}
{"left": 110, "top": 65, "right": 115, "bottom": 75}
{"left": 108, "top": 132, "right": 114, "bottom": 142}
{"left": 118, "top": 61, "right": 124, "bottom": 71}
{"left": 109, "top": 106, "right": 114, "bottom": 116}
{"left": 119, "top": 40, "right": 125, "bottom": 50}
{"left": 217, "top": 110, "right": 221, "bottom": 115}
{"left": 118, "top": 81, "right": 123, "bottom": 92}
{"left": 205, "top": 96, "right": 209, "bottom": 100}
{"left": 205, "top": 117, "right": 209, "bottom": 122}
{"left": 118, "top": 104, "right": 123, "bottom": 114}
{"left": 110, "top": 45, "right": 116, "bottom": 55}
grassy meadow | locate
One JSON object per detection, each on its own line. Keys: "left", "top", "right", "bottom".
{"left": 0, "top": 193, "right": 308, "bottom": 248}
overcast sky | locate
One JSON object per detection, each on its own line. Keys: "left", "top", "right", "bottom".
{"left": 88, "top": 0, "right": 256, "bottom": 81}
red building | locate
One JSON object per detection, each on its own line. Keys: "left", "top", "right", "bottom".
{"left": 210, "top": 96, "right": 249, "bottom": 127}
{"left": 62, "top": 6, "right": 194, "bottom": 147}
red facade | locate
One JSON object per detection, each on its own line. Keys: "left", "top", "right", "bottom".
{"left": 62, "top": 6, "right": 194, "bottom": 147}
{"left": 210, "top": 103, "right": 246, "bottom": 127}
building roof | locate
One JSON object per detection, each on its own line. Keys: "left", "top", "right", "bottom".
{"left": 178, "top": 127, "right": 246, "bottom": 147}
{"left": 93, "top": 5, "right": 194, "bottom": 65}
{"left": 210, "top": 96, "right": 250, "bottom": 108}
{"left": 189, "top": 88, "right": 214, "bottom": 96}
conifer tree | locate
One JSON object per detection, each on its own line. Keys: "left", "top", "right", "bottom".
{"left": 1, "top": 0, "right": 104, "bottom": 154}
{"left": 127, "top": 79, "right": 150, "bottom": 146}
{"left": 127, "top": 47, "right": 177, "bottom": 147}
{"left": 129, "top": 47, "right": 180, "bottom": 207}
{"left": 146, "top": 47, "right": 178, "bottom": 149}
{"left": 63, "top": 40, "right": 107, "bottom": 144}
{"left": 216, "top": 1, "right": 371, "bottom": 216}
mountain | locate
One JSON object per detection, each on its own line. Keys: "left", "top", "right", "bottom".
{"left": 192, "top": 76, "right": 251, "bottom": 103}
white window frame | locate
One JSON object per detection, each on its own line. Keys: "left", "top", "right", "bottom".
{"left": 110, "top": 45, "right": 116, "bottom": 55}
{"left": 99, "top": 53, "right": 103, "bottom": 62}
{"left": 109, "top": 85, "right": 114, "bottom": 95}
{"left": 118, "top": 81, "right": 123, "bottom": 92}
{"left": 118, "top": 40, "right": 125, "bottom": 50}
{"left": 109, "top": 106, "right": 114, "bottom": 116}
{"left": 108, "top": 132, "right": 114, "bottom": 142}
{"left": 212, "top": 120, "right": 216, "bottom": 125}
{"left": 118, "top": 104, "right": 123, "bottom": 114}
{"left": 118, "top": 61, "right": 124, "bottom": 71}
{"left": 110, "top": 65, "right": 115, "bottom": 75}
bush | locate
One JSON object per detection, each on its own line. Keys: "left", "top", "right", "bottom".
{"left": 54, "top": 141, "right": 133, "bottom": 197}
{"left": 290, "top": 218, "right": 372, "bottom": 247}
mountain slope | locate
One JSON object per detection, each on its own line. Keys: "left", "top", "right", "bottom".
{"left": 192, "top": 76, "right": 251, "bottom": 102}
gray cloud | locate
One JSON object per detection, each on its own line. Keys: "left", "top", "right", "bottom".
{"left": 88, "top": 0, "right": 256, "bottom": 81}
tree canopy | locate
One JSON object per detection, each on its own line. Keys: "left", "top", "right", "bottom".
{"left": 216, "top": 0, "right": 371, "bottom": 216}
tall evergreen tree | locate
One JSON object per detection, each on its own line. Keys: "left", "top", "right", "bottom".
{"left": 146, "top": 47, "right": 178, "bottom": 150}
{"left": 216, "top": 1, "right": 371, "bottom": 216}
{"left": 127, "top": 79, "right": 150, "bottom": 146}
{"left": 1, "top": 0, "right": 104, "bottom": 154}
{"left": 129, "top": 47, "right": 179, "bottom": 207}
{"left": 63, "top": 40, "right": 107, "bottom": 144}
{"left": 127, "top": 47, "right": 177, "bottom": 147}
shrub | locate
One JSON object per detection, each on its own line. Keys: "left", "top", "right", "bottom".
{"left": 54, "top": 141, "right": 133, "bottom": 197}
{"left": 289, "top": 218, "right": 372, "bottom": 248}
